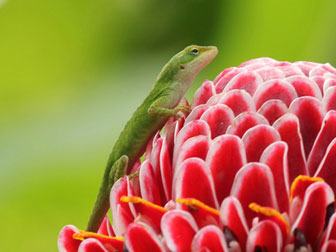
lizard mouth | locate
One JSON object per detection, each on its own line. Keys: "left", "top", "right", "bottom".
{"left": 203, "top": 46, "right": 218, "bottom": 63}
{"left": 196, "top": 46, "right": 218, "bottom": 70}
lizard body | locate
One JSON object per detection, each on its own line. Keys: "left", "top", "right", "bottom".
{"left": 87, "top": 45, "right": 218, "bottom": 232}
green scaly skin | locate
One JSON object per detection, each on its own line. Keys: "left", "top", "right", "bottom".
{"left": 87, "top": 45, "right": 218, "bottom": 232}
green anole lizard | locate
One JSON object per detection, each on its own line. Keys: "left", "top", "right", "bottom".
{"left": 87, "top": 45, "right": 218, "bottom": 232}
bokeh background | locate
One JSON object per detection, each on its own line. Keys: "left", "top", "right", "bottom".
{"left": 1, "top": 0, "right": 336, "bottom": 251}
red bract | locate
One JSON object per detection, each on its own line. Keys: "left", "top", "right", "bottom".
{"left": 58, "top": 58, "right": 336, "bottom": 252}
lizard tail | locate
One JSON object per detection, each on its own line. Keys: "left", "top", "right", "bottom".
{"left": 86, "top": 155, "right": 128, "bottom": 232}
{"left": 86, "top": 179, "right": 110, "bottom": 232}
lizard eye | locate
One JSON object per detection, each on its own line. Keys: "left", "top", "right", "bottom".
{"left": 190, "top": 48, "right": 199, "bottom": 55}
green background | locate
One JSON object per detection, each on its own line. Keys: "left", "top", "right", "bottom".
{"left": 1, "top": 0, "right": 335, "bottom": 251}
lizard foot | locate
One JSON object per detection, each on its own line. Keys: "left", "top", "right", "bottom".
{"left": 173, "top": 103, "right": 191, "bottom": 118}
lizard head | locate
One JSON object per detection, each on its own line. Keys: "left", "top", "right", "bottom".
{"left": 177, "top": 45, "right": 218, "bottom": 73}
{"left": 156, "top": 45, "right": 218, "bottom": 87}
{"left": 169, "top": 45, "right": 218, "bottom": 89}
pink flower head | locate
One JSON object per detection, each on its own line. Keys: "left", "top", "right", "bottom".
{"left": 59, "top": 58, "right": 336, "bottom": 252}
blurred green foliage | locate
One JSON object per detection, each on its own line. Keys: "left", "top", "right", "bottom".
{"left": 0, "top": 0, "right": 335, "bottom": 251}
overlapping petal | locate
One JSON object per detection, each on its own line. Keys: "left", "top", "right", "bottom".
{"left": 59, "top": 58, "right": 336, "bottom": 251}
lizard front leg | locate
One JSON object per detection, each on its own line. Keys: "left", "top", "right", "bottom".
{"left": 148, "top": 98, "right": 191, "bottom": 118}
{"left": 109, "top": 155, "right": 129, "bottom": 184}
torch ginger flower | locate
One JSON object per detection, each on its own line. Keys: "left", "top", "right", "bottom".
{"left": 58, "top": 57, "right": 336, "bottom": 252}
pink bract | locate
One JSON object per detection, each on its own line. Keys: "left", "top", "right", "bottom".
{"left": 58, "top": 57, "right": 336, "bottom": 252}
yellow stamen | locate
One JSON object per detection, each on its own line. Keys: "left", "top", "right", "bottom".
{"left": 176, "top": 198, "right": 220, "bottom": 216}
{"left": 120, "top": 196, "right": 168, "bottom": 213}
{"left": 289, "top": 175, "right": 324, "bottom": 202}
{"left": 72, "top": 230, "right": 124, "bottom": 242}
{"left": 249, "top": 203, "right": 289, "bottom": 233}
